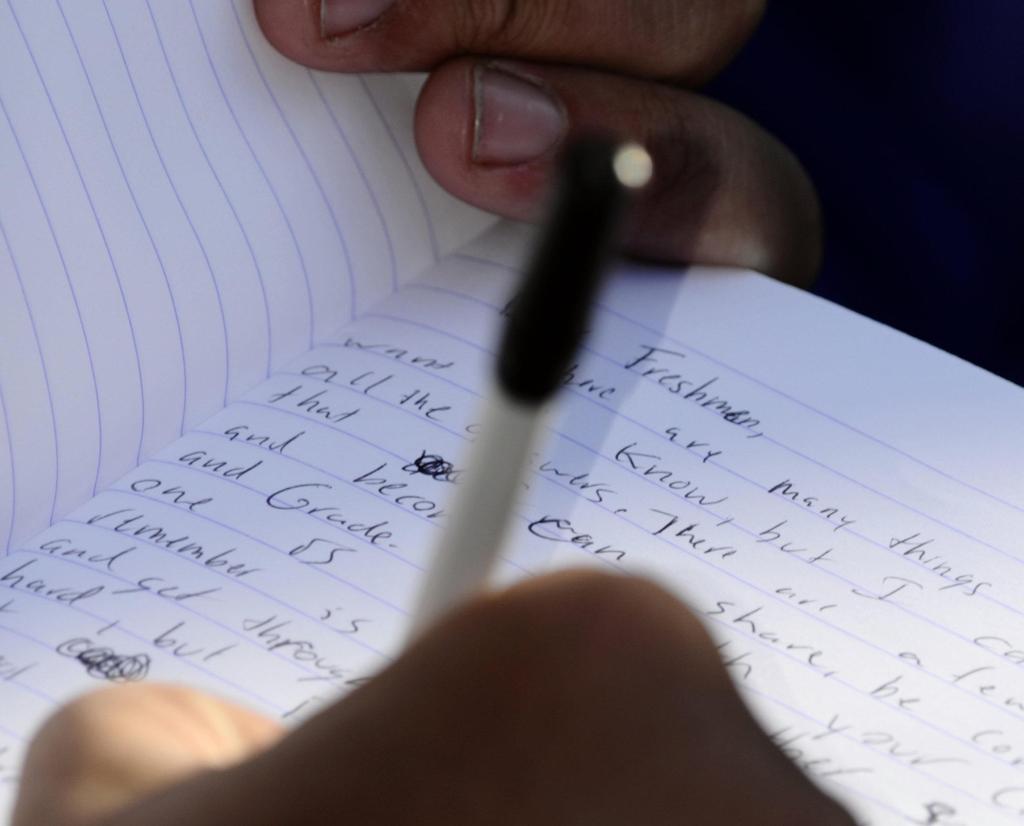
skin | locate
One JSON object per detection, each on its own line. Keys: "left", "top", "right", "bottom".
{"left": 15, "top": 2, "right": 842, "bottom": 823}
{"left": 15, "top": 572, "right": 855, "bottom": 825}
{"left": 254, "top": 0, "right": 821, "bottom": 283}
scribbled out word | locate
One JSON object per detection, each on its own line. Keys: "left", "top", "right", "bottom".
{"left": 56, "top": 637, "right": 150, "bottom": 683}
{"left": 403, "top": 450, "right": 459, "bottom": 483}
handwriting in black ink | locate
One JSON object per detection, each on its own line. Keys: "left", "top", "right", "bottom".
{"left": 402, "top": 450, "right": 459, "bottom": 483}
{"left": 56, "top": 637, "right": 150, "bottom": 683}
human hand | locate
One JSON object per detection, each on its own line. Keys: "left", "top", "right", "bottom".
{"left": 254, "top": 0, "right": 822, "bottom": 284}
{"left": 14, "top": 572, "right": 854, "bottom": 825}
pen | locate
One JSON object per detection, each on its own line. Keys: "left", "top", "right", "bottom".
{"left": 410, "top": 137, "right": 653, "bottom": 635}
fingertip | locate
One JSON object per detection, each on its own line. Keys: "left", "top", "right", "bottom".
{"left": 413, "top": 60, "right": 473, "bottom": 196}
{"left": 418, "top": 57, "right": 821, "bottom": 282}
{"left": 254, "top": 0, "right": 377, "bottom": 71}
{"left": 415, "top": 59, "right": 561, "bottom": 223}
{"left": 14, "top": 684, "right": 283, "bottom": 826}
{"left": 253, "top": 0, "right": 318, "bottom": 65}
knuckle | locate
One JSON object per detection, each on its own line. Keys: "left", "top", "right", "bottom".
{"left": 727, "top": 0, "right": 767, "bottom": 35}
{"left": 643, "top": 97, "right": 723, "bottom": 207}
{"left": 452, "top": 0, "right": 565, "bottom": 53}
{"left": 723, "top": 0, "right": 767, "bottom": 50}
{"left": 489, "top": 571, "right": 710, "bottom": 680}
{"left": 702, "top": 0, "right": 766, "bottom": 75}
{"left": 431, "top": 572, "right": 722, "bottom": 753}
{"left": 655, "top": 0, "right": 766, "bottom": 82}
{"left": 441, "top": 1, "right": 765, "bottom": 81}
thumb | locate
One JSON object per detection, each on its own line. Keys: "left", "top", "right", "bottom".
{"left": 13, "top": 684, "right": 282, "bottom": 826}
{"left": 415, "top": 58, "right": 822, "bottom": 285}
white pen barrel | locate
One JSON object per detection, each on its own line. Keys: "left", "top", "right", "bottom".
{"left": 410, "top": 387, "right": 545, "bottom": 636}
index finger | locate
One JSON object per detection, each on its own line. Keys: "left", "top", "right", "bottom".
{"left": 87, "top": 573, "right": 853, "bottom": 826}
{"left": 254, "top": 0, "right": 764, "bottom": 84}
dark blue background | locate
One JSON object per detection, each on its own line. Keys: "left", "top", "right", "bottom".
{"left": 705, "top": 2, "right": 1023, "bottom": 385}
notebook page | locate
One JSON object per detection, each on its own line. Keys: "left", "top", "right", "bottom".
{"left": 2, "top": 230, "right": 1024, "bottom": 823}
{"left": 0, "top": 0, "right": 493, "bottom": 552}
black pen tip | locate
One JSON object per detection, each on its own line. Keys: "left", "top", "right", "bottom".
{"left": 497, "top": 137, "right": 652, "bottom": 404}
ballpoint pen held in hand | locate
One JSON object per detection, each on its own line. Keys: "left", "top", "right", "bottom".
{"left": 411, "top": 137, "right": 653, "bottom": 636}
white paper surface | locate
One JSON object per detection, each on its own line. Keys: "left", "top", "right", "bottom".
{"left": 3, "top": 224, "right": 1024, "bottom": 823}
{"left": 0, "top": 0, "right": 491, "bottom": 549}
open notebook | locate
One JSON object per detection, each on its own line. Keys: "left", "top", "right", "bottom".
{"left": 3, "top": 2, "right": 1024, "bottom": 824}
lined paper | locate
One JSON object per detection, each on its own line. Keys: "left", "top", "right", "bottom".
{"left": 3, "top": 1, "right": 1024, "bottom": 821}
{"left": 0, "top": 0, "right": 492, "bottom": 551}
{"left": 2, "top": 224, "right": 1024, "bottom": 823}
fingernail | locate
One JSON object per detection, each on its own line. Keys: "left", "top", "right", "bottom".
{"left": 320, "top": 0, "right": 394, "bottom": 38}
{"left": 473, "top": 65, "right": 567, "bottom": 166}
